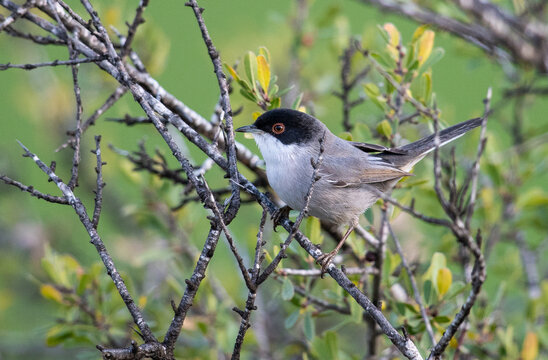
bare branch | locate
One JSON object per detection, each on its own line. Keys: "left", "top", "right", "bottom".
{"left": 15, "top": 140, "right": 156, "bottom": 343}
{"left": 0, "top": 0, "right": 34, "bottom": 31}
{"left": 121, "top": 0, "right": 149, "bottom": 57}
{"left": 91, "top": 135, "right": 105, "bottom": 229}
{"left": 186, "top": 0, "right": 241, "bottom": 223}
{"left": 0, "top": 55, "right": 107, "bottom": 70}
{"left": 0, "top": 174, "right": 68, "bottom": 204}
{"left": 387, "top": 219, "right": 436, "bottom": 345}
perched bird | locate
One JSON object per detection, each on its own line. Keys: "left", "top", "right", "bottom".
{"left": 236, "top": 108, "right": 482, "bottom": 273}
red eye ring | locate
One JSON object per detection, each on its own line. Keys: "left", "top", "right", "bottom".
{"left": 272, "top": 123, "right": 285, "bottom": 134}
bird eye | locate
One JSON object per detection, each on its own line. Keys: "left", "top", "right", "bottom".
{"left": 272, "top": 123, "right": 285, "bottom": 134}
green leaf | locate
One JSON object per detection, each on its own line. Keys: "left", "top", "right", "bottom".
{"left": 423, "top": 252, "right": 447, "bottom": 285}
{"left": 303, "top": 311, "right": 316, "bottom": 341}
{"left": 285, "top": 310, "right": 300, "bottom": 329}
{"left": 418, "top": 47, "right": 445, "bottom": 74}
{"left": 364, "top": 208, "right": 374, "bottom": 224}
{"left": 423, "top": 280, "right": 433, "bottom": 305}
{"left": 268, "top": 96, "right": 281, "bottom": 109}
{"left": 258, "top": 46, "right": 271, "bottom": 64}
{"left": 46, "top": 325, "right": 73, "bottom": 346}
{"left": 434, "top": 315, "right": 451, "bottom": 323}
{"left": 239, "top": 88, "right": 257, "bottom": 102}
{"left": 444, "top": 281, "right": 468, "bottom": 300}
{"left": 268, "top": 84, "right": 279, "bottom": 99}
{"left": 281, "top": 277, "right": 295, "bottom": 300}
{"left": 244, "top": 51, "right": 258, "bottom": 92}
{"left": 324, "top": 331, "right": 339, "bottom": 360}
{"left": 292, "top": 92, "right": 304, "bottom": 110}
{"left": 40, "top": 284, "right": 64, "bottom": 304}
{"left": 305, "top": 217, "right": 323, "bottom": 243}
{"left": 517, "top": 187, "right": 548, "bottom": 209}
{"left": 376, "top": 119, "right": 392, "bottom": 139}
{"left": 363, "top": 83, "right": 386, "bottom": 111}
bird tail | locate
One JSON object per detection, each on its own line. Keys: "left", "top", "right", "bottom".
{"left": 380, "top": 117, "right": 484, "bottom": 171}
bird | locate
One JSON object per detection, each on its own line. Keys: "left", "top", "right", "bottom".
{"left": 236, "top": 108, "right": 483, "bottom": 274}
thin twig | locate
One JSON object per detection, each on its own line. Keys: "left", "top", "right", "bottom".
{"left": 0, "top": 55, "right": 107, "bottom": 70}
{"left": 387, "top": 220, "right": 436, "bottom": 345}
{"left": 185, "top": 0, "right": 241, "bottom": 223}
{"left": 231, "top": 209, "right": 268, "bottom": 360}
{"left": 0, "top": 0, "right": 34, "bottom": 31}
{"left": 367, "top": 206, "right": 389, "bottom": 356}
{"left": 15, "top": 140, "right": 156, "bottom": 343}
{"left": 0, "top": 174, "right": 68, "bottom": 204}
{"left": 277, "top": 266, "right": 377, "bottom": 277}
{"left": 91, "top": 135, "right": 105, "bottom": 229}
{"left": 121, "top": 0, "right": 149, "bottom": 57}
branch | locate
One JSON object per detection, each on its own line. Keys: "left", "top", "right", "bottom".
{"left": 0, "top": 0, "right": 34, "bottom": 31}
{"left": 15, "top": 140, "right": 156, "bottom": 343}
{"left": 0, "top": 174, "right": 68, "bottom": 204}
{"left": 186, "top": 0, "right": 241, "bottom": 223}
{"left": 91, "top": 135, "right": 105, "bottom": 229}
{"left": 0, "top": 55, "right": 107, "bottom": 70}
{"left": 387, "top": 220, "right": 436, "bottom": 345}
{"left": 231, "top": 209, "right": 268, "bottom": 360}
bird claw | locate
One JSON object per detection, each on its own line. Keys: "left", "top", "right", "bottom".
{"left": 271, "top": 205, "right": 291, "bottom": 231}
{"left": 316, "top": 250, "right": 338, "bottom": 278}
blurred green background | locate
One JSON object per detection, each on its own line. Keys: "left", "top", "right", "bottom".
{"left": 1, "top": 0, "right": 547, "bottom": 359}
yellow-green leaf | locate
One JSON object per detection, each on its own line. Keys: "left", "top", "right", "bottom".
{"left": 412, "top": 25, "right": 430, "bottom": 43}
{"left": 383, "top": 23, "right": 400, "bottom": 48}
{"left": 383, "top": 23, "right": 400, "bottom": 59}
{"left": 376, "top": 120, "right": 392, "bottom": 139}
{"left": 436, "top": 267, "right": 452, "bottom": 297}
{"left": 521, "top": 331, "right": 539, "bottom": 360}
{"left": 139, "top": 295, "right": 148, "bottom": 308}
{"left": 417, "top": 30, "right": 435, "bottom": 66}
{"left": 225, "top": 64, "right": 240, "bottom": 82}
{"left": 40, "top": 284, "right": 64, "bottom": 304}
{"left": 423, "top": 252, "right": 447, "bottom": 284}
{"left": 257, "top": 55, "right": 270, "bottom": 92}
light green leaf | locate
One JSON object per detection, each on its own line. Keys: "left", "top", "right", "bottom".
{"left": 281, "top": 277, "right": 295, "bottom": 300}
{"left": 303, "top": 311, "right": 316, "bottom": 341}
{"left": 258, "top": 46, "right": 271, "bottom": 64}
{"left": 285, "top": 310, "right": 300, "bottom": 329}
{"left": 376, "top": 119, "right": 392, "bottom": 139}
{"left": 244, "top": 51, "right": 258, "bottom": 92}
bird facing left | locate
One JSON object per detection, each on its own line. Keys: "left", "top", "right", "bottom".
{"left": 236, "top": 108, "right": 483, "bottom": 273}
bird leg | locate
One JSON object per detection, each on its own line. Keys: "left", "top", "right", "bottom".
{"left": 271, "top": 205, "right": 292, "bottom": 231}
{"left": 316, "top": 224, "right": 355, "bottom": 277}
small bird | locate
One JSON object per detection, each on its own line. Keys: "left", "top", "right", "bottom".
{"left": 236, "top": 108, "right": 482, "bottom": 273}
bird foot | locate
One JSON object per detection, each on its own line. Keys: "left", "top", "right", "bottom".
{"left": 271, "top": 205, "right": 291, "bottom": 231}
{"left": 316, "top": 250, "right": 338, "bottom": 278}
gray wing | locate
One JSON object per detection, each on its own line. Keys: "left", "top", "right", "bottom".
{"left": 349, "top": 141, "right": 408, "bottom": 155}
{"left": 320, "top": 154, "right": 412, "bottom": 188}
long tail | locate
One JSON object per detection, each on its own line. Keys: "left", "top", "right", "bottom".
{"left": 380, "top": 117, "right": 484, "bottom": 170}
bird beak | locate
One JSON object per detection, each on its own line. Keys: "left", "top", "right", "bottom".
{"left": 235, "top": 124, "right": 261, "bottom": 134}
